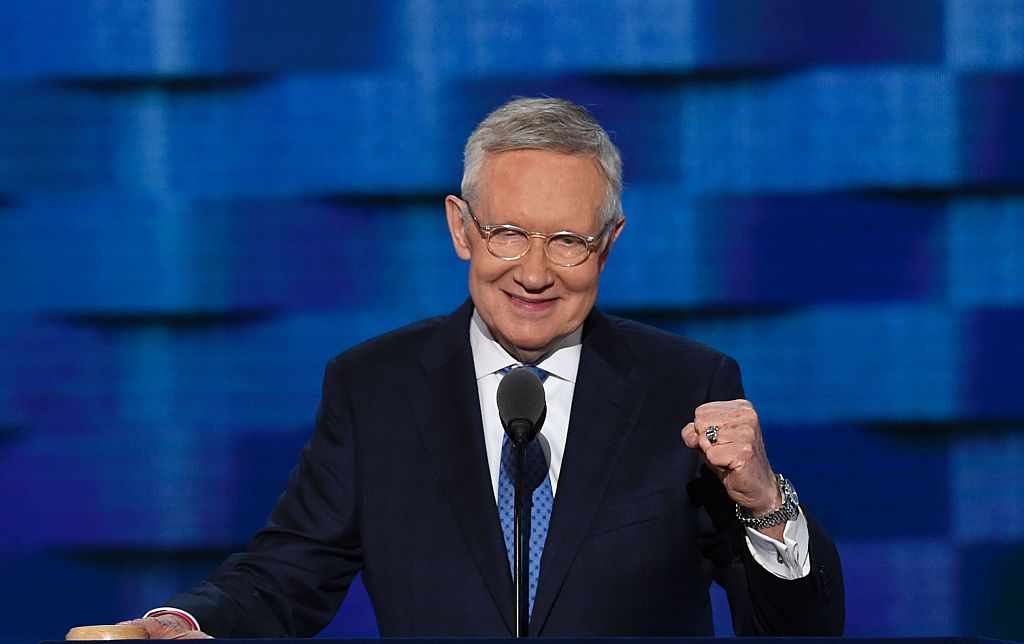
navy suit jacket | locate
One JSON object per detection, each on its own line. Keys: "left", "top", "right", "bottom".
{"left": 168, "top": 300, "right": 843, "bottom": 637}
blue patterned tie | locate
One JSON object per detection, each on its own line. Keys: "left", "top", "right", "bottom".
{"left": 496, "top": 365, "right": 552, "bottom": 618}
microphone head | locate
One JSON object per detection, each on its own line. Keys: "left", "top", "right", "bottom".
{"left": 496, "top": 367, "right": 547, "bottom": 443}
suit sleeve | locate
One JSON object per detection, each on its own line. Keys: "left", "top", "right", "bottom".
{"left": 695, "top": 354, "right": 845, "bottom": 635}
{"left": 163, "top": 358, "right": 362, "bottom": 637}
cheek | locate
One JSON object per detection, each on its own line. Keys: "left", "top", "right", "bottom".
{"left": 468, "top": 257, "right": 511, "bottom": 291}
{"left": 563, "top": 267, "right": 601, "bottom": 298}
{"left": 560, "top": 271, "right": 601, "bottom": 324}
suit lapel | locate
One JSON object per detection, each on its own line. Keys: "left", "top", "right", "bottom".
{"left": 530, "top": 308, "right": 644, "bottom": 634}
{"left": 408, "top": 300, "right": 516, "bottom": 633}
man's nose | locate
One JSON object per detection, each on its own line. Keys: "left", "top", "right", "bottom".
{"left": 514, "top": 237, "right": 553, "bottom": 290}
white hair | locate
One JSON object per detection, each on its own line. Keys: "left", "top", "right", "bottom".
{"left": 461, "top": 98, "right": 623, "bottom": 229}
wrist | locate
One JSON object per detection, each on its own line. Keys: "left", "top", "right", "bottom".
{"left": 744, "top": 485, "right": 783, "bottom": 518}
{"left": 735, "top": 473, "right": 800, "bottom": 530}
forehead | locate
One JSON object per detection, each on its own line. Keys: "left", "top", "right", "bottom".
{"left": 476, "top": 149, "right": 606, "bottom": 231}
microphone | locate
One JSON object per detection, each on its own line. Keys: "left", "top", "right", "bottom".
{"left": 495, "top": 366, "right": 547, "bottom": 637}
{"left": 496, "top": 366, "right": 547, "bottom": 444}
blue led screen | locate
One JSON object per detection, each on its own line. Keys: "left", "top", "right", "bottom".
{"left": 1, "top": 1, "right": 1023, "bottom": 642}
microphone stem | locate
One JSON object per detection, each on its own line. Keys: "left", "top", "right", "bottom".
{"left": 513, "top": 439, "right": 529, "bottom": 637}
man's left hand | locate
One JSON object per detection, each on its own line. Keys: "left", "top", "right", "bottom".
{"left": 682, "top": 399, "right": 783, "bottom": 538}
{"left": 118, "top": 617, "right": 213, "bottom": 640}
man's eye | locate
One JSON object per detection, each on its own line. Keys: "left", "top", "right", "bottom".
{"left": 551, "top": 234, "right": 584, "bottom": 248}
{"left": 493, "top": 228, "right": 523, "bottom": 242}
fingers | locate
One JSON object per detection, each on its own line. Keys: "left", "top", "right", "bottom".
{"left": 681, "top": 398, "right": 765, "bottom": 477}
{"left": 695, "top": 399, "right": 754, "bottom": 427}
{"left": 681, "top": 422, "right": 698, "bottom": 449}
{"left": 120, "top": 617, "right": 213, "bottom": 640}
{"left": 682, "top": 401, "right": 759, "bottom": 447}
{"left": 682, "top": 417, "right": 743, "bottom": 453}
{"left": 681, "top": 399, "right": 783, "bottom": 513}
{"left": 700, "top": 436, "right": 757, "bottom": 473}
{"left": 694, "top": 400, "right": 758, "bottom": 445}
{"left": 681, "top": 421, "right": 726, "bottom": 481}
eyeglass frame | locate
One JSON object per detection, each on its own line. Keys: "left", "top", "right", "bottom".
{"left": 454, "top": 197, "right": 611, "bottom": 268}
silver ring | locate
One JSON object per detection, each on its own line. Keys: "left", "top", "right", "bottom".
{"left": 705, "top": 425, "right": 719, "bottom": 445}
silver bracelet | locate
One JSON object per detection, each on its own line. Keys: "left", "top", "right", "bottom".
{"left": 735, "top": 473, "right": 800, "bottom": 530}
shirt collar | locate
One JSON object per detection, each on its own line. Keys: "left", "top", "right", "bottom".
{"left": 470, "top": 308, "right": 582, "bottom": 383}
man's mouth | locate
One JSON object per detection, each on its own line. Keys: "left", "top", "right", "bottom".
{"left": 505, "top": 292, "right": 558, "bottom": 311}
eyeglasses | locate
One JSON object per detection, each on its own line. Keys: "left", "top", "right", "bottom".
{"left": 456, "top": 199, "right": 608, "bottom": 268}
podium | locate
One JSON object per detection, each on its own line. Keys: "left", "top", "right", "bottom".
{"left": 39, "top": 634, "right": 1024, "bottom": 638}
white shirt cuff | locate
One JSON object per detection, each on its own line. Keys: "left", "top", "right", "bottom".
{"left": 743, "top": 510, "right": 812, "bottom": 579}
{"left": 143, "top": 607, "right": 201, "bottom": 632}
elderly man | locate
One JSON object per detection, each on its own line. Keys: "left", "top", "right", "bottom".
{"left": 131, "top": 98, "right": 843, "bottom": 638}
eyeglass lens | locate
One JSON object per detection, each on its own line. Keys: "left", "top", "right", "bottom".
{"left": 487, "top": 228, "right": 589, "bottom": 266}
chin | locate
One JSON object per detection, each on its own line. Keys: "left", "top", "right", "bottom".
{"left": 493, "top": 329, "right": 548, "bottom": 356}
{"left": 504, "top": 335, "right": 547, "bottom": 353}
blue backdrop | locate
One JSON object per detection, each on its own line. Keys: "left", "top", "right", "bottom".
{"left": 2, "top": 1, "right": 1023, "bottom": 642}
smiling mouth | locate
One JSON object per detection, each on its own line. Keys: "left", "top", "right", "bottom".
{"left": 505, "top": 292, "right": 558, "bottom": 310}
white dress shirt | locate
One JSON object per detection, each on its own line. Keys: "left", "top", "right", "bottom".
{"left": 468, "top": 309, "right": 810, "bottom": 580}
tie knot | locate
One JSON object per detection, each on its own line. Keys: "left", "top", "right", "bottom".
{"left": 500, "top": 364, "right": 550, "bottom": 382}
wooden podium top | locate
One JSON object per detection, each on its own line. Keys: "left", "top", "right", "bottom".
{"left": 42, "top": 637, "right": 1024, "bottom": 644}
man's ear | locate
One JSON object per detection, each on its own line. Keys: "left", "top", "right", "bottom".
{"left": 445, "top": 196, "right": 472, "bottom": 261}
{"left": 597, "top": 216, "right": 625, "bottom": 272}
